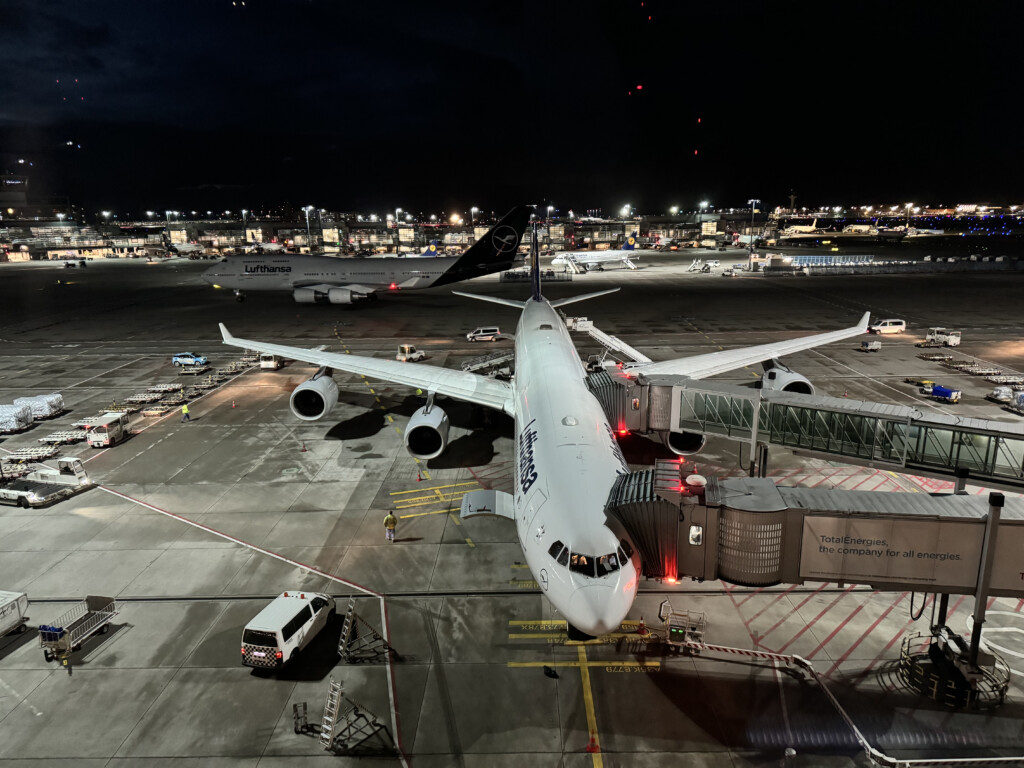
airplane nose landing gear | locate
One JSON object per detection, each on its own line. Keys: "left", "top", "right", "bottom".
{"left": 234, "top": 290, "right": 246, "bottom": 302}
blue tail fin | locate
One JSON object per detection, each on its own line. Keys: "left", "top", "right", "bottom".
{"left": 530, "top": 222, "right": 542, "bottom": 302}
{"left": 420, "top": 240, "right": 440, "bottom": 257}
{"left": 621, "top": 231, "right": 638, "bottom": 251}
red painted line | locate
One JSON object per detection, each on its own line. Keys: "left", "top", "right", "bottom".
{"left": 824, "top": 592, "right": 907, "bottom": 678}
{"left": 743, "top": 583, "right": 799, "bottom": 624}
{"left": 805, "top": 593, "right": 873, "bottom": 660}
{"left": 724, "top": 586, "right": 762, "bottom": 646}
{"left": 464, "top": 465, "right": 488, "bottom": 489}
{"left": 1016, "top": 599, "right": 1024, "bottom": 613}
{"left": 774, "top": 584, "right": 858, "bottom": 655}
{"left": 755, "top": 582, "right": 830, "bottom": 647}
{"left": 808, "top": 468, "right": 848, "bottom": 489}
{"left": 734, "top": 586, "right": 765, "bottom": 608}
{"left": 847, "top": 470, "right": 882, "bottom": 492}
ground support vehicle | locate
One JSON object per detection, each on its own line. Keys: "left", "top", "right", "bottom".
{"left": 1005, "top": 393, "right": 1024, "bottom": 416}
{"left": 860, "top": 340, "right": 881, "bottom": 352}
{"left": 38, "top": 595, "right": 118, "bottom": 662}
{"left": 3, "top": 446, "right": 59, "bottom": 464}
{"left": 916, "top": 327, "right": 962, "bottom": 348}
{"left": 0, "top": 591, "right": 29, "bottom": 636}
{"left": 37, "top": 431, "right": 87, "bottom": 445}
{"left": 926, "top": 384, "right": 962, "bottom": 404}
{"left": 87, "top": 412, "right": 132, "bottom": 448}
{"left": 241, "top": 591, "right": 335, "bottom": 670}
{"left": 0, "top": 458, "right": 92, "bottom": 508}
{"left": 396, "top": 345, "right": 426, "bottom": 362}
{"left": 259, "top": 353, "right": 283, "bottom": 370}
{"left": 177, "top": 365, "right": 211, "bottom": 376}
{"left": 868, "top": 319, "right": 907, "bottom": 334}
{"left": 147, "top": 383, "right": 183, "bottom": 394}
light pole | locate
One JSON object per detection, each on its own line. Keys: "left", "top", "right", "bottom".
{"left": 303, "top": 206, "right": 313, "bottom": 250}
{"left": 57, "top": 212, "right": 65, "bottom": 227}
{"left": 698, "top": 200, "right": 709, "bottom": 232}
{"left": 241, "top": 209, "right": 248, "bottom": 245}
{"left": 471, "top": 206, "right": 478, "bottom": 226}
{"left": 747, "top": 198, "right": 760, "bottom": 251}
{"left": 905, "top": 202, "right": 913, "bottom": 228}
{"left": 547, "top": 205, "right": 554, "bottom": 221}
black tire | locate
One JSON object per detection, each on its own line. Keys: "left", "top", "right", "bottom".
{"left": 15, "top": 623, "right": 27, "bottom": 634}
{"left": 289, "top": 650, "right": 299, "bottom": 666}
{"left": 17, "top": 497, "right": 29, "bottom": 509}
{"left": 43, "top": 650, "right": 53, "bottom": 662}
{"left": 99, "top": 624, "right": 109, "bottom": 635}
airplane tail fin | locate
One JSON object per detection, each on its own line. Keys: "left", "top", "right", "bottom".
{"left": 420, "top": 240, "right": 440, "bottom": 257}
{"left": 431, "top": 205, "right": 531, "bottom": 287}
{"left": 530, "top": 221, "right": 542, "bottom": 302}
{"left": 621, "top": 231, "right": 639, "bottom": 251}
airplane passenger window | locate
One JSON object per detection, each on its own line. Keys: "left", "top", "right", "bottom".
{"left": 570, "top": 553, "right": 596, "bottom": 577}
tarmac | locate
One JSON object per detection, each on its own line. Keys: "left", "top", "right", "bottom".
{"left": 1, "top": 251, "right": 1023, "bottom": 766}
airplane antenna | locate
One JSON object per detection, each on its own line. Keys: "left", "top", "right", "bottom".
{"left": 530, "top": 220, "right": 541, "bottom": 302}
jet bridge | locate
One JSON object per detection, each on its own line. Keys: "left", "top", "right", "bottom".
{"left": 609, "top": 468, "right": 1024, "bottom": 593}
{"left": 587, "top": 372, "right": 1024, "bottom": 490}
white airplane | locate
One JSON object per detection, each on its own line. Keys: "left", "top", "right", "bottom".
{"left": 551, "top": 231, "right": 644, "bottom": 271}
{"left": 201, "top": 206, "right": 530, "bottom": 303}
{"left": 216, "top": 226, "right": 869, "bottom": 637}
{"left": 781, "top": 218, "right": 822, "bottom": 235}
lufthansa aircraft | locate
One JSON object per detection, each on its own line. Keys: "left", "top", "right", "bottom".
{"left": 201, "top": 206, "right": 530, "bottom": 303}
{"left": 551, "top": 231, "right": 644, "bottom": 271}
{"left": 217, "top": 225, "right": 868, "bottom": 637}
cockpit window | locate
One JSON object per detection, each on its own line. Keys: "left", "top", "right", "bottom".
{"left": 596, "top": 553, "right": 620, "bottom": 576}
{"left": 619, "top": 539, "right": 634, "bottom": 559}
{"left": 548, "top": 541, "right": 566, "bottom": 560}
{"left": 557, "top": 547, "right": 569, "bottom": 566}
{"left": 569, "top": 553, "right": 596, "bottom": 577}
{"left": 617, "top": 547, "right": 627, "bottom": 565}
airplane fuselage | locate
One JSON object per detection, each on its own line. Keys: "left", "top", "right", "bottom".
{"left": 511, "top": 299, "right": 639, "bottom": 635}
{"left": 202, "top": 254, "right": 458, "bottom": 292}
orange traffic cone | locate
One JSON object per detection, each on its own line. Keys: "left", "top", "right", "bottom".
{"left": 636, "top": 616, "right": 649, "bottom": 636}
{"left": 232, "top": 400, "right": 236, "bottom": 408}
{"left": 585, "top": 734, "right": 600, "bottom": 753}
{"left": 416, "top": 470, "right": 423, "bottom": 482}
{"left": 300, "top": 442, "right": 307, "bottom": 452}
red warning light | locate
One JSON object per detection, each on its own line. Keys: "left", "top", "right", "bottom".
{"left": 389, "top": 282, "right": 398, "bottom": 290}
{"left": 636, "top": 84, "right": 643, "bottom": 90}
{"left": 665, "top": 577, "right": 677, "bottom": 584}
{"left": 694, "top": 150, "right": 698, "bottom": 155}
{"left": 619, "top": 429, "right": 629, "bottom": 436}
{"left": 698, "top": 117, "right": 701, "bottom": 123}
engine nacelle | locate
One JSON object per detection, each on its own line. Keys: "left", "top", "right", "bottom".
{"left": 292, "top": 287, "right": 357, "bottom": 304}
{"left": 289, "top": 374, "right": 339, "bottom": 421}
{"left": 759, "top": 366, "right": 815, "bottom": 395}
{"left": 662, "top": 431, "right": 707, "bottom": 456}
{"left": 405, "top": 405, "right": 450, "bottom": 460}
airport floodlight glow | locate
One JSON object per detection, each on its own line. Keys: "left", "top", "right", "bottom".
{"left": 669, "top": 206, "right": 679, "bottom": 215}
{"left": 547, "top": 205, "right": 554, "bottom": 219}
{"left": 450, "top": 213, "right": 460, "bottom": 224}
{"left": 471, "top": 206, "right": 479, "bottom": 225}
{"left": 430, "top": 214, "right": 437, "bottom": 221}
{"left": 101, "top": 210, "right": 111, "bottom": 220}
{"left": 833, "top": 206, "right": 842, "bottom": 213}
{"left": 620, "top": 204, "right": 631, "bottom": 217}
{"left": 146, "top": 210, "right": 154, "bottom": 218}
{"left": 405, "top": 213, "right": 413, "bottom": 221}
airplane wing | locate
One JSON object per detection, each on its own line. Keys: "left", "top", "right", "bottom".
{"left": 627, "top": 312, "right": 870, "bottom": 379}
{"left": 219, "top": 324, "right": 514, "bottom": 414}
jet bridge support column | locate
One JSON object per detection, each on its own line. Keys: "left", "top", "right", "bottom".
{"left": 969, "top": 492, "right": 1004, "bottom": 669}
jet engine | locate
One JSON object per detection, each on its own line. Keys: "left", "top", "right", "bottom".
{"left": 405, "top": 405, "right": 450, "bottom": 460}
{"left": 759, "top": 365, "right": 815, "bottom": 395}
{"left": 662, "top": 431, "right": 707, "bottom": 456}
{"left": 289, "top": 372, "right": 339, "bottom": 421}
{"left": 292, "top": 287, "right": 357, "bottom": 304}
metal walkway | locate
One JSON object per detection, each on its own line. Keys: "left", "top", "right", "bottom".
{"left": 587, "top": 371, "right": 1024, "bottom": 489}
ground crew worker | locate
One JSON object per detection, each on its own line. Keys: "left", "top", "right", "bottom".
{"left": 181, "top": 403, "right": 191, "bottom": 423}
{"left": 383, "top": 511, "right": 397, "bottom": 542}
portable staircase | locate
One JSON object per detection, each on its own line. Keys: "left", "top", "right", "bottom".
{"left": 337, "top": 596, "right": 398, "bottom": 663}
{"left": 461, "top": 350, "right": 515, "bottom": 375}
{"left": 318, "top": 676, "right": 393, "bottom": 755}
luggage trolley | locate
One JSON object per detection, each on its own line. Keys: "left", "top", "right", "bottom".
{"left": 38, "top": 595, "right": 118, "bottom": 662}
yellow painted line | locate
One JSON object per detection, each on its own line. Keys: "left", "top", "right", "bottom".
{"left": 369, "top": 388, "right": 376, "bottom": 394}
{"left": 421, "top": 469, "right": 432, "bottom": 481}
{"left": 509, "top": 631, "right": 642, "bottom": 641}
{"left": 448, "top": 513, "right": 461, "bottom": 526}
{"left": 399, "top": 508, "right": 453, "bottom": 519}
{"left": 509, "top": 632, "right": 564, "bottom": 640}
{"left": 393, "top": 491, "right": 468, "bottom": 504}
{"left": 387, "top": 414, "right": 394, "bottom": 423}
{"left": 394, "top": 426, "right": 402, "bottom": 436}
{"left": 390, "top": 482, "right": 477, "bottom": 496}
{"left": 375, "top": 397, "right": 381, "bottom": 403}
{"left": 510, "top": 563, "right": 530, "bottom": 569}
{"left": 509, "top": 619, "right": 566, "bottom": 626}
{"left": 465, "top": 538, "right": 475, "bottom": 548}
{"left": 578, "top": 646, "right": 603, "bottom": 767}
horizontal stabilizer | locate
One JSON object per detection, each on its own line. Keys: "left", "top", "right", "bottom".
{"left": 451, "top": 290, "right": 526, "bottom": 309}
{"left": 549, "top": 288, "right": 620, "bottom": 308}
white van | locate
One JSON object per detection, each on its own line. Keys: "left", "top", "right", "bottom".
{"left": 259, "top": 353, "right": 283, "bottom": 370}
{"left": 87, "top": 412, "right": 131, "bottom": 448}
{"left": 868, "top": 319, "right": 907, "bottom": 335}
{"left": 467, "top": 326, "right": 501, "bottom": 342}
{"left": 241, "top": 591, "right": 335, "bottom": 669}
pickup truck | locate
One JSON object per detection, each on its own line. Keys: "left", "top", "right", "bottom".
{"left": 396, "top": 344, "right": 426, "bottom": 362}
{"left": 172, "top": 352, "right": 208, "bottom": 367}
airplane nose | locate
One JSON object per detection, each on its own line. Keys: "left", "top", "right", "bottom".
{"left": 569, "top": 585, "right": 630, "bottom": 637}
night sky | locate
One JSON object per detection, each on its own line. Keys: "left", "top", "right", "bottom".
{"left": 1, "top": 1, "right": 1020, "bottom": 214}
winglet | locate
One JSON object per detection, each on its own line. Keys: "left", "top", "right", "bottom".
{"left": 859, "top": 311, "right": 870, "bottom": 332}
{"left": 219, "top": 323, "right": 234, "bottom": 343}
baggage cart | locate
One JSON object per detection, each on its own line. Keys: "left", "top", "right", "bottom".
{"left": 38, "top": 595, "right": 118, "bottom": 662}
